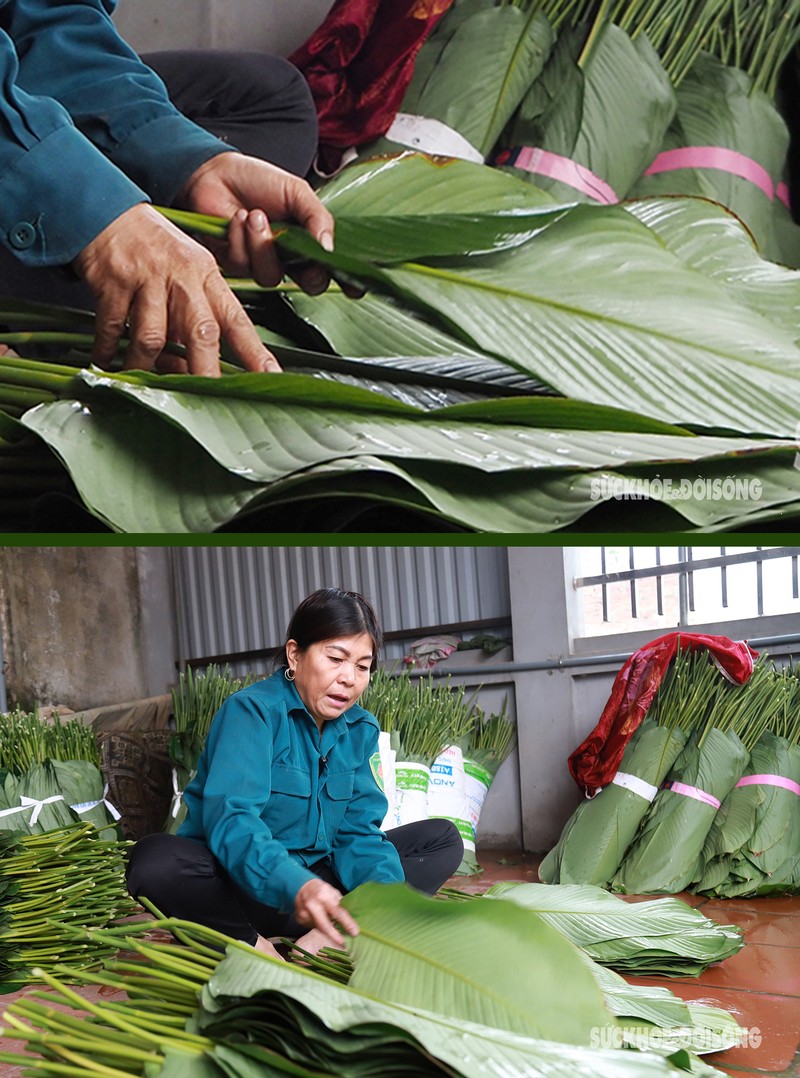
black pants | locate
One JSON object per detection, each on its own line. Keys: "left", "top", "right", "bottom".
{"left": 0, "top": 50, "right": 319, "bottom": 305}
{"left": 126, "top": 819, "right": 464, "bottom": 946}
{"left": 141, "top": 50, "right": 318, "bottom": 177}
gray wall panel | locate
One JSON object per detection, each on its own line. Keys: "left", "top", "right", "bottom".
{"left": 172, "top": 547, "right": 511, "bottom": 668}
{"left": 113, "top": 0, "right": 336, "bottom": 57}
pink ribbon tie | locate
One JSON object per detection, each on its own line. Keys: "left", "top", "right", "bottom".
{"left": 644, "top": 146, "right": 775, "bottom": 201}
{"left": 736, "top": 774, "right": 800, "bottom": 796}
{"left": 664, "top": 780, "right": 721, "bottom": 809}
{"left": 499, "top": 146, "right": 619, "bottom": 205}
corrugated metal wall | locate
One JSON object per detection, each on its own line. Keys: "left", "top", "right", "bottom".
{"left": 170, "top": 546, "right": 510, "bottom": 675}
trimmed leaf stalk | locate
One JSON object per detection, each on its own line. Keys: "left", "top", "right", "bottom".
{"left": 0, "top": 826, "right": 137, "bottom": 982}
{"left": 167, "top": 665, "right": 255, "bottom": 831}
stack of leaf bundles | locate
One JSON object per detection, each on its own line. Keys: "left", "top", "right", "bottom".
{"left": 613, "top": 655, "right": 782, "bottom": 894}
{"left": 440, "top": 880, "right": 744, "bottom": 976}
{"left": 540, "top": 647, "right": 715, "bottom": 887}
{"left": 0, "top": 707, "right": 117, "bottom": 835}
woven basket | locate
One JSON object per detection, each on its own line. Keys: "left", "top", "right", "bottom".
{"left": 98, "top": 730, "right": 174, "bottom": 841}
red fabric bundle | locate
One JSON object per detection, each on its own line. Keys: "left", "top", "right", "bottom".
{"left": 290, "top": 0, "right": 455, "bottom": 152}
{"left": 569, "top": 632, "right": 759, "bottom": 795}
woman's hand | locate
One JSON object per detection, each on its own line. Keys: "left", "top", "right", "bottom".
{"left": 294, "top": 877, "right": 359, "bottom": 950}
{"left": 73, "top": 203, "right": 281, "bottom": 376}
{"left": 177, "top": 152, "right": 335, "bottom": 295}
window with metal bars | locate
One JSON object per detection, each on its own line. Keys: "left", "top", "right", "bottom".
{"left": 573, "top": 547, "right": 800, "bottom": 638}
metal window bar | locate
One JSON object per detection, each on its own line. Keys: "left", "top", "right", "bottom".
{"left": 680, "top": 544, "right": 693, "bottom": 617}
{"left": 687, "top": 545, "right": 695, "bottom": 613}
{"left": 575, "top": 546, "right": 800, "bottom": 627}
{"left": 600, "top": 547, "right": 609, "bottom": 622}
{"left": 628, "top": 547, "right": 637, "bottom": 620}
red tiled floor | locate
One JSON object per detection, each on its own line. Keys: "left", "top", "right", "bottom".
{"left": 699, "top": 904, "right": 800, "bottom": 949}
{"left": 623, "top": 977, "right": 800, "bottom": 1073}
{"left": 691, "top": 895, "right": 800, "bottom": 1072}
{"left": 445, "top": 850, "right": 539, "bottom": 894}
{"left": 449, "top": 850, "right": 800, "bottom": 1076}
{"left": 653, "top": 939, "right": 800, "bottom": 997}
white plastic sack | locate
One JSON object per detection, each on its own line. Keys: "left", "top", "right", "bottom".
{"left": 428, "top": 744, "right": 474, "bottom": 853}
{"left": 394, "top": 761, "right": 431, "bottom": 826}
{"left": 370, "top": 730, "right": 398, "bottom": 831}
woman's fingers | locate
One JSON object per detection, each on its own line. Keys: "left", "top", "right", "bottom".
{"left": 178, "top": 152, "right": 337, "bottom": 294}
{"left": 295, "top": 878, "right": 360, "bottom": 949}
{"left": 304, "top": 897, "right": 346, "bottom": 949}
{"left": 124, "top": 286, "right": 169, "bottom": 372}
{"left": 203, "top": 271, "right": 282, "bottom": 373}
{"left": 330, "top": 902, "right": 359, "bottom": 938}
{"left": 74, "top": 203, "right": 281, "bottom": 375}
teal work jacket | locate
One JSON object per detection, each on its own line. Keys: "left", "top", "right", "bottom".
{"left": 0, "top": 0, "right": 227, "bottom": 266}
{"left": 179, "top": 671, "right": 404, "bottom": 912}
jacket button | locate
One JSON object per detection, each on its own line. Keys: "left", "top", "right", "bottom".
{"left": 9, "top": 221, "right": 36, "bottom": 250}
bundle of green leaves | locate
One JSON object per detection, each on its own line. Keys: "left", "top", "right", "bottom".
{"left": 495, "top": 7, "right": 677, "bottom": 204}
{"left": 0, "top": 708, "right": 115, "bottom": 835}
{"left": 458, "top": 699, "right": 516, "bottom": 873}
{"left": 4, "top": 150, "right": 800, "bottom": 532}
{"left": 693, "top": 665, "right": 800, "bottom": 896}
{"left": 475, "top": 881, "right": 744, "bottom": 975}
{"left": 539, "top": 649, "right": 719, "bottom": 887}
{"left": 0, "top": 707, "right": 99, "bottom": 771}
{"left": 0, "top": 883, "right": 742, "bottom": 1075}
{"left": 612, "top": 658, "right": 783, "bottom": 894}
{"left": 362, "top": 668, "right": 464, "bottom": 766}
{"left": 362, "top": 669, "right": 515, "bottom": 866}
{"left": 360, "top": 0, "right": 556, "bottom": 164}
{"left": 362, "top": 669, "right": 476, "bottom": 828}
{"left": 630, "top": 0, "right": 800, "bottom": 266}
{"left": 631, "top": 52, "right": 800, "bottom": 267}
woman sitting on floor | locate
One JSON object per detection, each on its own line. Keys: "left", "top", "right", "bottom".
{"left": 126, "top": 587, "right": 463, "bottom": 957}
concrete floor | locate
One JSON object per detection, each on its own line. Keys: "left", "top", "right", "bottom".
{"left": 0, "top": 849, "right": 798, "bottom": 1076}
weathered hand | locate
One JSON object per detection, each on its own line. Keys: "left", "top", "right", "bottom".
{"left": 178, "top": 151, "right": 335, "bottom": 294}
{"left": 294, "top": 877, "right": 359, "bottom": 950}
{"left": 73, "top": 202, "right": 281, "bottom": 376}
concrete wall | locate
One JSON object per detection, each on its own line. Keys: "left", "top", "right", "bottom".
{"left": 506, "top": 547, "right": 581, "bottom": 852}
{"left": 113, "top": 0, "right": 336, "bottom": 57}
{"left": 0, "top": 548, "right": 175, "bottom": 712}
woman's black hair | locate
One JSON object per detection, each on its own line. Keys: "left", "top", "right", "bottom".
{"left": 278, "top": 588, "right": 383, "bottom": 672}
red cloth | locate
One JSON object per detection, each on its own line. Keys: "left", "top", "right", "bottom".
{"left": 290, "top": 0, "right": 455, "bottom": 151}
{"left": 568, "top": 632, "right": 759, "bottom": 795}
